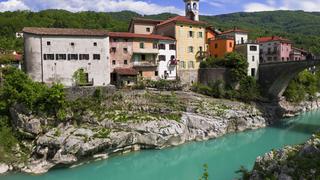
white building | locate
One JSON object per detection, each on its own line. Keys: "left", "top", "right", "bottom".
{"left": 236, "top": 43, "right": 260, "bottom": 79}
{"left": 157, "top": 40, "right": 177, "bottom": 80}
{"left": 221, "top": 28, "right": 249, "bottom": 45}
{"left": 23, "top": 27, "right": 110, "bottom": 87}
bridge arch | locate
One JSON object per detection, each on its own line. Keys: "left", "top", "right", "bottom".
{"left": 259, "top": 60, "right": 320, "bottom": 100}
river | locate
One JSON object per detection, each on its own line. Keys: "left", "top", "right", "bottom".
{"left": 3, "top": 110, "right": 320, "bottom": 180}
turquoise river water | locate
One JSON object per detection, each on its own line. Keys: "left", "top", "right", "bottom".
{"left": 3, "top": 110, "right": 320, "bottom": 180}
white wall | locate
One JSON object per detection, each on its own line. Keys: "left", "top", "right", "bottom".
{"left": 158, "top": 40, "right": 177, "bottom": 80}
{"left": 235, "top": 33, "right": 248, "bottom": 45}
{"left": 24, "top": 34, "right": 110, "bottom": 86}
{"left": 246, "top": 44, "right": 260, "bottom": 79}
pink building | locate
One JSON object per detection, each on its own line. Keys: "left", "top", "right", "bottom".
{"left": 290, "top": 47, "right": 307, "bottom": 61}
{"left": 257, "top": 36, "right": 292, "bottom": 63}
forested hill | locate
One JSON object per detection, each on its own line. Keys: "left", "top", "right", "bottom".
{"left": 0, "top": 10, "right": 320, "bottom": 53}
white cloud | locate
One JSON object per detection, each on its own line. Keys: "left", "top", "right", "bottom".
{"left": 0, "top": 0, "right": 184, "bottom": 15}
{"left": 0, "top": 0, "right": 29, "bottom": 12}
{"left": 244, "top": 0, "right": 320, "bottom": 12}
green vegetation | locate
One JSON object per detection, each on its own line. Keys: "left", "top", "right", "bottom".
{"left": 284, "top": 69, "right": 320, "bottom": 103}
{"left": 201, "top": 52, "right": 249, "bottom": 83}
{"left": 73, "top": 68, "right": 89, "bottom": 86}
{"left": 196, "top": 52, "right": 260, "bottom": 102}
{"left": 134, "top": 79, "right": 183, "bottom": 91}
{"left": 198, "top": 164, "right": 209, "bottom": 180}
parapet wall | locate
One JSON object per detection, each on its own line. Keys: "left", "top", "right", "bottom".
{"left": 198, "top": 68, "right": 232, "bottom": 85}
{"left": 64, "top": 85, "right": 117, "bottom": 100}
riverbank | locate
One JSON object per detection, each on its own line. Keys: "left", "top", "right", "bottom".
{"left": 247, "top": 132, "right": 320, "bottom": 179}
{"left": 1, "top": 90, "right": 319, "bottom": 175}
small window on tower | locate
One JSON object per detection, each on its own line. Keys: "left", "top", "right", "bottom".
{"left": 193, "top": 3, "right": 197, "bottom": 10}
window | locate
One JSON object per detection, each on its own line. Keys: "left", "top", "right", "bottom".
{"left": 159, "top": 44, "right": 166, "bottom": 50}
{"left": 111, "top": 47, "right": 116, "bottom": 53}
{"left": 188, "top": 46, "right": 194, "bottom": 53}
{"left": 146, "top": 27, "right": 151, "bottom": 32}
{"left": 273, "top": 57, "right": 277, "bottom": 61}
{"left": 47, "top": 41, "right": 51, "bottom": 46}
{"left": 188, "top": 31, "right": 194, "bottom": 38}
{"left": 188, "top": 61, "right": 194, "bottom": 69}
{"left": 153, "top": 43, "right": 158, "bottom": 49}
{"left": 140, "top": 42, "right": 144, "bottom": 49}
{"left": 124, "top": 60, "right": 128, "bottom": 65}
{"left": 44, "top": 54, "right": 54, "bottom": 60}
{"left": 241, "top": 37, "right": 244, "bottom": 44}
{"left": 169, "top": 44, "right": 176, "bottom": 50}
{"left": 180, "top": 61, "right": 186, "bottom": 69}
{"left": 155, "top": 71, "right": 158, "bottom": 76}
{"left": 199, "top": 46, "right": 203, "bottom": 52}
{"left": 79, "top": 54, "right": 89, "bottom": 60}
{"left": 267, "top": 57, "right": 272, "bottom": 61}
{"left": 251, "top": 68, "right": 256, "bottom": 77}
{"left": 141, "top": 54, "right": 146, "bottom": 61}
{"left": 70, "top": 42, "right": 75, "bottom": 46}
{"left": 287, "top": 57, "right": 289, "bottom": 61}
{"left": 93, "top": 54, "right": 101, "bottom": 60}
{"left": 112, "top": 60, "right": 116, "bottom": 65}
{"left": 252, "top": 56, "right": 255, "bottom": 62}
{"left": 56, "top": 54, "right": 66, "bottom": 60}
{"left": 215, "top": 43, "right": 218, "bottom": 49}
{"left": 198, "top": 32, "right": 203, "bottom": 38}
{"left": 123, "top": 48, "right": 128, "bottom": 53}
{"left": 68, "top": 54, "right": 78, "bottom": 60}
{"left": 171, "top": 55, "right": 175, "bottom": 60}
{"left": 250, "top": 46, "right": 257, "bottom": 51}
{"left": 229, "top": 42, "right": 233, "bottom": 48}
{"left": 282, "top": 57, "right": 285, "bottom": 61}
{"left": 159, "top": 55, "right": 166, "bottom": 61}
{"left": 93, "top": 42, "right": 97, "bottom": 46}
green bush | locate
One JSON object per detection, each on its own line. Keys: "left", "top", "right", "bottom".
{"left": 0, "top": 67, "right": 66, "bottom": 119}
{"left": 238, "top": 76, "right": 261, "bottom": 101}
{"left": 284, "top": 70, "right": 319, "bottom": 103}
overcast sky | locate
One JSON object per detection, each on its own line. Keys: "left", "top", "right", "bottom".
{"left": 1, "top": 0, "right": 320, "bottom": 15}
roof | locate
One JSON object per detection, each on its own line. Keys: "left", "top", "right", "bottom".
{"left": 114, "top": 68, "right": 138, "bottom": 76}
{"left": 292, "top": 47, "right": 308, "bottom": 53}
{"left": 130, "top": 17, "right": 163, "bottom": 24}
{"left": 157, "top": 16, "right": 207, "bottom": 27}
{"left": 108, "top": 32, "right": 175, "bottom": 41}
{"left": 257, "top": 36, "right": 291, "bottom": 43}
{"left": 221, "top": 28, "right": 249, "bottom": 34}
{"left": 23, "top": 27, "right": 109, "bottom": 36}
{"left": 206, "top": 26, "right": 222, "bottom": 35}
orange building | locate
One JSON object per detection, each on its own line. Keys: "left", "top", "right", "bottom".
{"left": 208, "top": 36, "right": 235, "bottom": 58}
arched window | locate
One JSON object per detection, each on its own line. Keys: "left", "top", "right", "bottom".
{"left": 187, "top": 3, "right": 191, "bottom": 10}
{"left": 193, "top": 3, "right": 197, "bottom": 10}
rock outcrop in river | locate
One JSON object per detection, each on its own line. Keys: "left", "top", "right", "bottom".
{"left": 249, "top": 133, "right": 320, "bottom": 180}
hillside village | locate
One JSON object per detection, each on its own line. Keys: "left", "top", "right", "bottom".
{"left": 0, "top": 0, "right": 314, "bottom": 88}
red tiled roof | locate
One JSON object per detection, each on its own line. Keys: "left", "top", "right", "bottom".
{"left": 157, "top": 16, "right": 207, "bottom": 27}
{"left": 114, "top": 68, "right": 138, "bottom": 76}
{"left": 221, "top": 28, "right": 249, "bottom": 34}
{"left": 108, "top": 32, "right": 175, "bottom": 41}
{"left": 257, "top": 36, "right": 291, "bottom": 43}
{"left": 23, "top": 27, "right": 109, "bottom": 36}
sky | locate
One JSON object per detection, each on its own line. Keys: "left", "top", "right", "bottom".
{"left": 0, "top": 0, "right": 320, "bottom": 15}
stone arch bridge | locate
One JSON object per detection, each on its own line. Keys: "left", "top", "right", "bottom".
{"left": 259, "top": 59, "right": 320, "bottom": 100}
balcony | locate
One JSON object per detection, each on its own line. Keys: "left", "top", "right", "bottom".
{"left": 133, "top": 61, "right": 157, "bottom": 68}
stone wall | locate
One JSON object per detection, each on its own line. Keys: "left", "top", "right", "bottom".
{"left": 198, "top": 68, "right": 232, "bottom": 85}
{"left": 178, "top": 69, "right": 199, "bottom": 85}
{"left": 64, "top": 85, "right": 116, "bottom": 100}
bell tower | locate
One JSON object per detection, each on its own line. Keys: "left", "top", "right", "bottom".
{"left": 184, "top": 0, "right": 199, "bottom": 21}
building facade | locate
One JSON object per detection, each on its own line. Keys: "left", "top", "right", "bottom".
{"left": 235, "top": 43, "right": 260, "bottom": 79}
{"left": 109, "top": 32, "right": 176, "bottom": 82}
{"left": 290, "top": 47, "right": 307, "bottom": 61}
{"left": 158, "top": 40, "right": 177, "bottom": 80}
{"left": 221, "top": 28, "right": 249, "bottom": 45}
{"left": 257, "top": 36, "right": 292, "bottom": 63}
{"left": 208, "top": 36, "right": 234, "bottom": 58}
{"left": 23, "top": 27, "right": 110, "bottom": 87}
